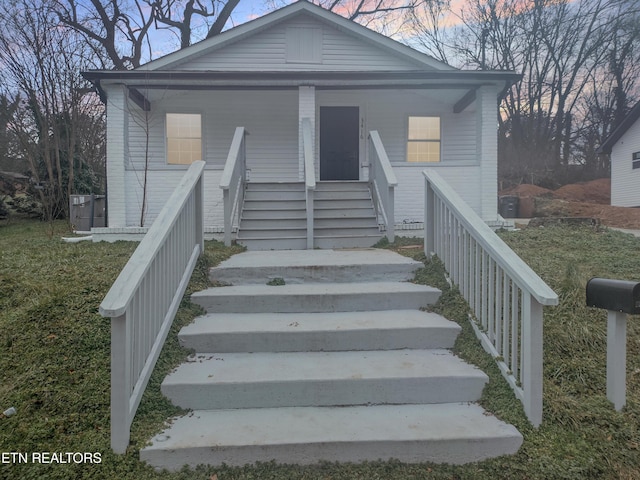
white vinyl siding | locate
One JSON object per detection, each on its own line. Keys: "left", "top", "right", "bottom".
{"left": 125, "top": 169, "right": 224, "bottom": 227}
{"left": 174, "top": 17, "right": 425, "bottom": 72}
{"left": 317, "top": 89, "right": 485, "bottom": 222}
{"left": 127, "top": 90, "right": 298, "bottom": 180}
{"left": 611, "top": 118, "right": 640, "bottom": 207}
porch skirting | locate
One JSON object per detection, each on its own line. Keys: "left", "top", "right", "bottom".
{"left": 90, "top": 226, "right": 228, "bottom": 243}
{"left": 88, "top": 219, "right": 514, "bottom": 243}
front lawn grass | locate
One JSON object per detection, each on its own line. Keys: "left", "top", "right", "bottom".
{"left": 1, "top": 220, "right": 639, "bottom": 479}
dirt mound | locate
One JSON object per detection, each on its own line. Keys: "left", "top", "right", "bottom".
{"left": 502, "top": 178, "right": 610, "bottom": 204}
{"left": 502, "top": 178, "right": 640, "bottom": 229}
{"left": 552, "top": 178, "right": 610, "bottom": 204}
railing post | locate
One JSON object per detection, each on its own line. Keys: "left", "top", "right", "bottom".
{"left": 223, "top": 189, "right": 232, "bottom": 247}
{"left": 195, "top": 176, "right": 204, "bottom": 253}
{"left": 386, "top": 185, "right": 395, "bottom": 242}
{"left": 302, "top": 118, "right": 315, "bottom": 250}
{"left": 110, "top": 314, "right": 130, "bottom": 453}
{"left": 220, "top": 127, "right": 247, "bottom": 247}
{"left": 368, "top": 131, "right": 397, "bottom": 242}
{"left": 306, "top": 189, "right": 314, "bottom": 249}
{"left": 424, "top": 176, "right": 435, "bottom": 258}
{"left": 522, "top": 293, "right": 543, "bottom": 427}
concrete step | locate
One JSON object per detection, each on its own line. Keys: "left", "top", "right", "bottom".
{"left": 314, "top": 226, "right": 381, "bottom": 237}
{"left": 179, "top": 310, "right": 461, "bottom": 353}
{"left": 314, "top": 190, "right": 371, "bottom": 200}
{"left": 314, "top": 217, "right": 378, "bottom": 228}
{"left": 315, "top": 181, "right": 370, "bottom": 191}
{"left": 238, "top": 227, "right": 306, "bottom": 238}
{"left": 314, "top": 234, "right": 382, "bottom": 249}
{"left": 209, "top": 248, "right": 422, "bottom": 284}
{"left": 240, "top": 218, "right": 306, "bottom": 229}
{"left": 140, "top": 403, "right": 523, "bottom": 469}
{"left": 235, "top": 236, "right": 307, "bottom": 251}
{"left": 314, "top": 207, "right": 376, "bottom": 218}
{"left": 191, "top": 281, "right": 441, "bottom": 313}
{"left": 315, "top": 199, "right": 374, "bottom": 209}
{"left": 161, "top": 349, "right": 487, "bottom": 410}
{"left": 246, "top": 182, "right": 304, "bottom": 192}
{"left": 244, "top": 190, "right": 306, "bottom": 201}
{"left": 241, "top": 209, "right": 305, "bottom": 219}
{"left": 243, "top": 199, "right": 305, "bottom": 210}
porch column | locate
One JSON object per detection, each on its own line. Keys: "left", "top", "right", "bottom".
{"left": 476, "top": 85, "right": 499, "bottom": 221}
{"left": 104, "top": 85, "right": 129, "bottom": 227}
{"left": 299, "top": 86, "right": 316, "bottom": 181}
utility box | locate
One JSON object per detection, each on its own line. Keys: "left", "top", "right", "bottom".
{"left": 70, "top": 194, "right": 106, "bottom": 231}
{"left": 586, "top": 278, "right": 640, "bottom": 315}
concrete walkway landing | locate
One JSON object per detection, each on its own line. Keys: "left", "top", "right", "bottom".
{"left": 210, "top": 248, "right": 423, "bottom": 284}
{"left": 141, "top": 248, "right": 523, "bottom": 470}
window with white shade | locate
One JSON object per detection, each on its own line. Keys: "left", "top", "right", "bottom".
{"left": 407, "top": 116, "right": 440, "bottom": 163}
{"left": 166, "top": 113, "right": 202, "bottom": 165}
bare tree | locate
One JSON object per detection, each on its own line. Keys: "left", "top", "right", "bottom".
{"left": 53, "top": 0, "right": 155, "bottom": 69}
{"left": 0, "top": 94, "right": 20, "bottom": 172}
{"left": 410, "top": 0, "right": 640, "bottom": 187}
{"left": 0, "top": 0, "right": 105, "bottom": 228}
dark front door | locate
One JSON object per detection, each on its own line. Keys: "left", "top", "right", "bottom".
{"left": 320, "top": 106, "right": 359, "bottom": 181}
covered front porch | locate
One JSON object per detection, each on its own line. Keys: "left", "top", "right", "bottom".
{"left": 89, "top": 70, "right": 516, "bottom": 244}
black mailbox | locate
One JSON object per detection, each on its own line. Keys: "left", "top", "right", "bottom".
{"left": 586, "top": 278, "right": 640, "bottom": 314}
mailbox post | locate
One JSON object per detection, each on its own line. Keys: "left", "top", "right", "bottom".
{"left": 586, "top": 278, "right": 640, "bottom": 411}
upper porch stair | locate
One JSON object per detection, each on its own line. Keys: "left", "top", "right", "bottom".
{"left": 236, "top": 181, "right": 382, "bottom": 250}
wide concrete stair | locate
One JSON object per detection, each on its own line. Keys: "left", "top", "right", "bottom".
{"left": 236, "top": 182, "right": 382, "bottom": 250}
{"left": 140, "top": 249, "right": 523, "bottom": 470}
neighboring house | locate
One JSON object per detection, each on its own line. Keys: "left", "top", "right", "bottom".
{"left": 83, "top": 0, "right": 519, "bottom": 245}
{"left": 599, "top": 101, "right": 640, "bottom": 208}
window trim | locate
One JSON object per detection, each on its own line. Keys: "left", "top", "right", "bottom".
{"left": 406, "top": 115, "right": 441, "bottom": 163}
{"left": 633, "top": 151, "right": 640, "bottom": 170}
{"left": 165, "top": 112, "right": 204, "bottom": 166}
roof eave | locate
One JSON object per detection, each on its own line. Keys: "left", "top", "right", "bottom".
{"left": 82, "top": 69, "right": 521, "bottom": 84}
{"left": 598, "top": 100, "right": 640, "bottom": 154}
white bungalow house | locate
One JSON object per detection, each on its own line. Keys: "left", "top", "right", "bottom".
{"left": 84, "top": 0, "right": 520, "bottom": 249}
{"left": 91, "top": 3, "right": 562, "bottom": 462}
{"left": 599, "top": 100, "right": 640, "bottom": 208}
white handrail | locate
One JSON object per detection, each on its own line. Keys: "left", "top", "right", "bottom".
{"left": 220, "top": 127, "right": 248, "bottom": 246}
{"left": 100, "top": 160, "right": 205, "bottom": 453}
{"left": 302, "top": 118, "right": 315, "bottom": 249}
{"left": 423, "top": 168, "right": 558, "bottom": 427}
{"left": 368, "top": 131, "right": 397, "bottom": 242}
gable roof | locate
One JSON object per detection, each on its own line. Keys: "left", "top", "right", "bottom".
{"left": 599, "top": 100, "right": 640, "bottom": 154}
{"left": 137, "top": 0, "right": 454, "bottom": 72}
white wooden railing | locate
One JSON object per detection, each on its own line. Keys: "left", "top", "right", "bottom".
{"left": 100, "top": 160, "right": 205, "bottom": 453}
{"left": 423, "top": 169, "right": 558, "bottom": 427}
{"left": 302, "top": 118, "right": 316, "bottom": 249}
{"left": 368, "top": 131, "right": 397, "bottom": 242}
{"left": 220, "top": 127, "right": 248, "bottom": 246}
